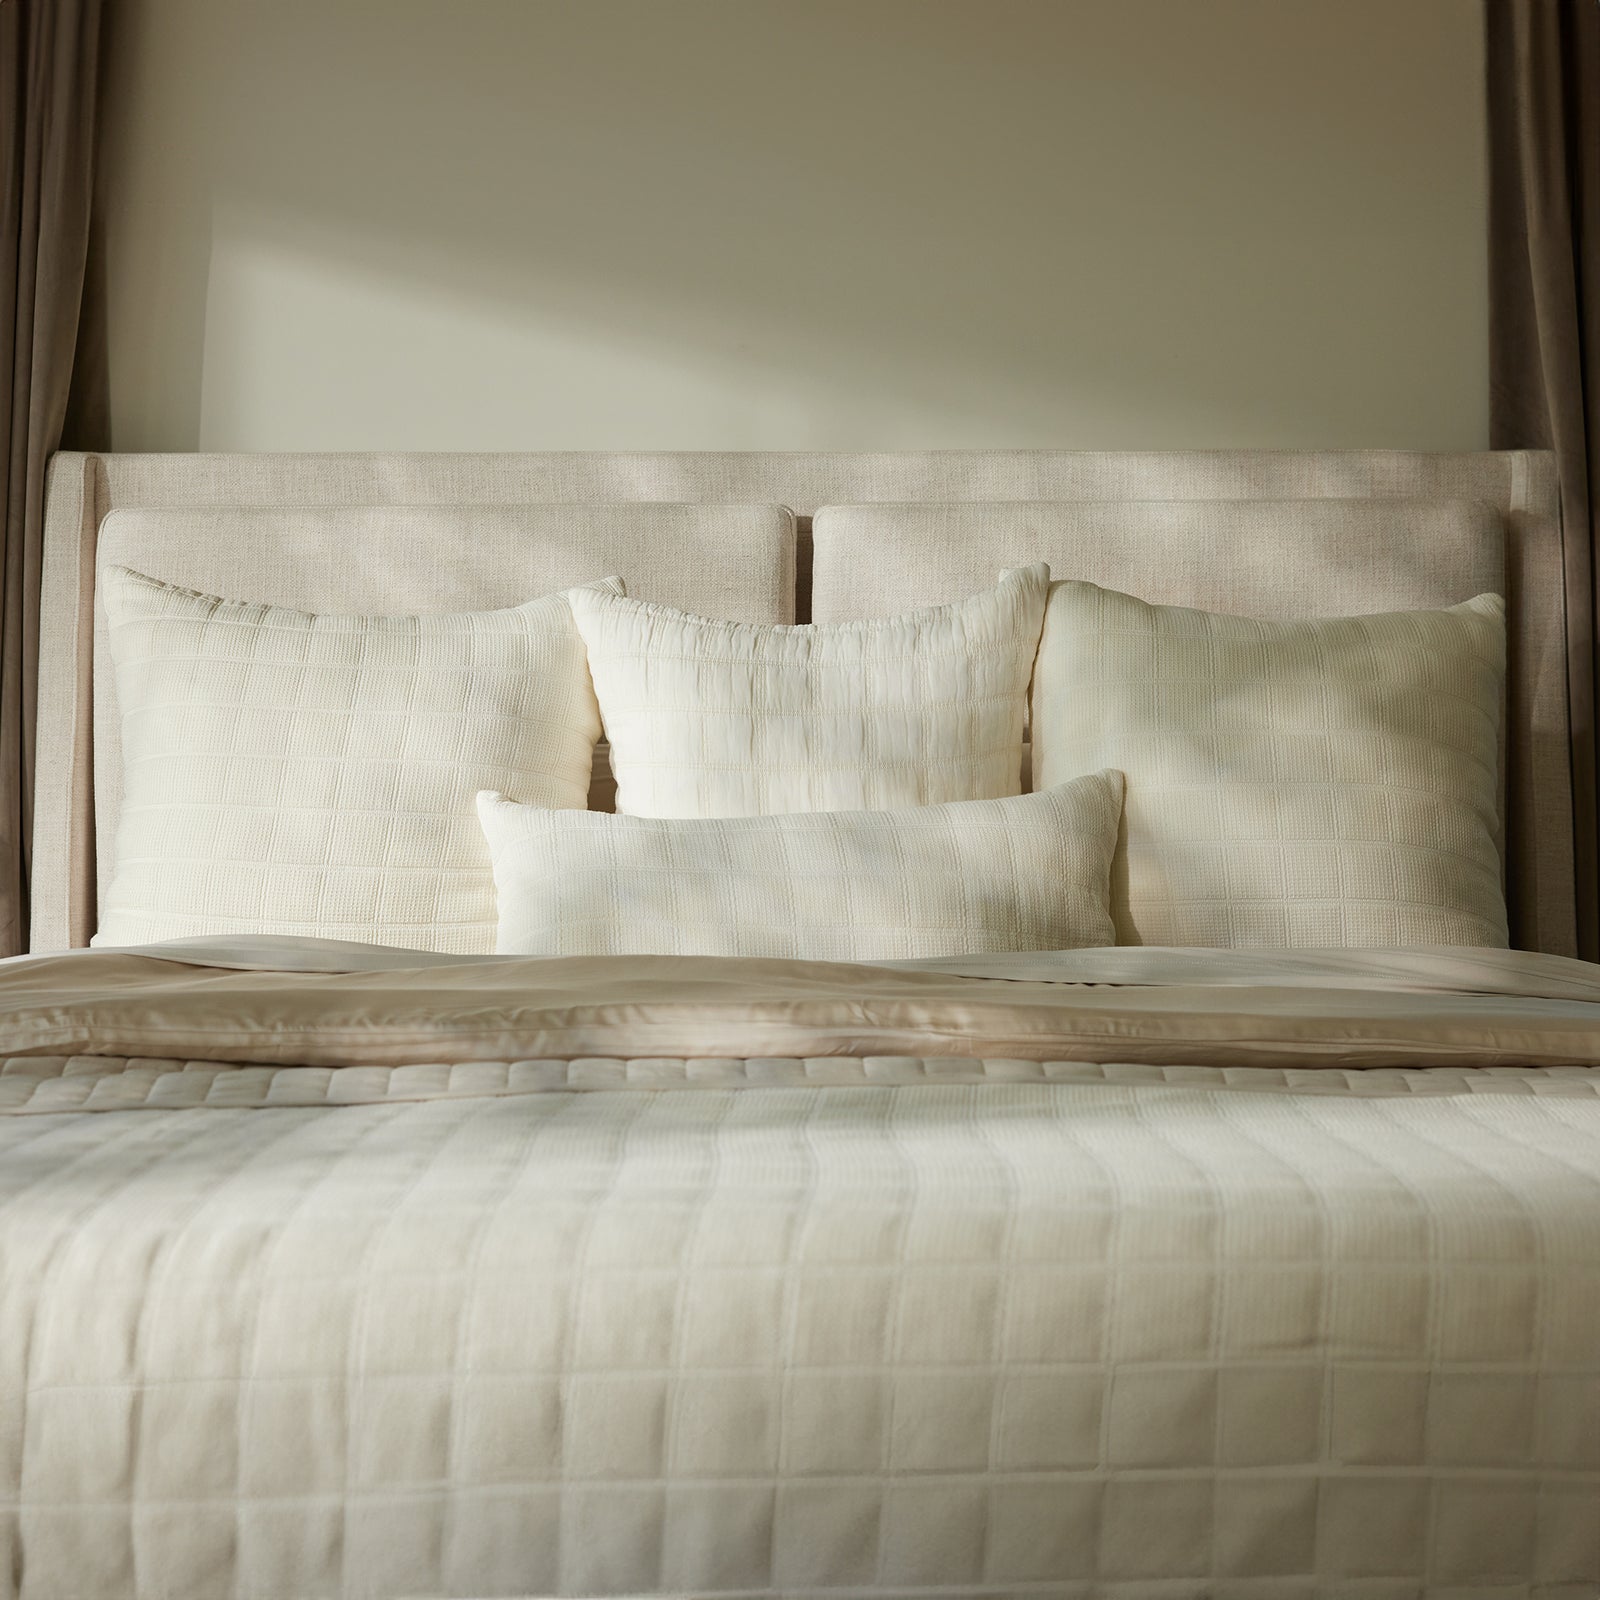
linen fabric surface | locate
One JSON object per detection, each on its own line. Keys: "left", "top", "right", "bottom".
{"left": 93, "top": 567, "right": 620, "bottom": 953}
{"left": 1032, "top": 581, "right": 1510, "bottom": 949}
{"left": 0, "top": 943, "right": 1596, "bottom": 1599}
{"left": 477, "top": 773, "right": 1123, "bottom": 959}
{"left": 567, "top": 563, "right": 1050, "bottom": 817}
{"left": 6, "top": 940, "right": 1600, "bottom": 1073}
{"left": 84, "top": 502, "right": 799, "bottom": 888}
{"left": 33, "top": 451, "right": 1576, "bottom": 959}
{"left": 810, "top": 497, "right": 1505, "bottom": 621}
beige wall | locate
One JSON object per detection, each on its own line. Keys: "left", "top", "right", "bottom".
{"left": 101, "top": 0, "right": 1488, "bottom": 454}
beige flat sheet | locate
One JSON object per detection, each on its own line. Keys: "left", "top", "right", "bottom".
{"left": 2, "top": 942, "right": 1597, "bottom": 1598}
{"left": 4, "top": 944, "right": 1600, "bottom": 1086}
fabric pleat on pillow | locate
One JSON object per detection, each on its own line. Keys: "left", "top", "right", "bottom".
{"left": 567, "top": 564, "right": 1050, "bottom": 818}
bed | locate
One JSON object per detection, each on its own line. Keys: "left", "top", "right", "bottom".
{"left": 6, "top": 449, "right": 1597, "bottom": 1599}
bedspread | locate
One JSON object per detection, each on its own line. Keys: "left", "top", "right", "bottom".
{"left": 1, "top": 943, "right": 1597, "bottom": 1599}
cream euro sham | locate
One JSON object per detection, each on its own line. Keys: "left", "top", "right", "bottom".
{"left": 94, "top": 567, "right": 620, "bottom": 953}
{"left": 1031, "top": 581, "right": 1508, "bottom": 949}
{"left": 478, "top": 771, "right": 1124, "bottom": 960}
{"left": 566, "top": 564, "right": 1050, "bottom": 817}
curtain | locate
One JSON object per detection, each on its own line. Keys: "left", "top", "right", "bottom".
{"left": 0, "top": 0, "right": 104, "bottom": 956}
{"left": 1487, "top": 0, "right": 1600, "bottom": 958}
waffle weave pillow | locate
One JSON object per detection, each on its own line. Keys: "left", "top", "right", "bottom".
{"left": 1031, "top": 581, "right": 1507, "bottom": 949}
{"left": 478, "top": 772, "right": 1124, "bottom": 959}
{"left": 94, "top": 567, "right": 620, "bottom": 953}
{"left": 567, "top": 564, "right": 1050, "bottom": 817}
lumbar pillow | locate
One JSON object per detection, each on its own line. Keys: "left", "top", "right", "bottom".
{"left": 1030, "top": 581, "right": 1507, "bottom": 948}
{"left": 566, "top": 564, "right": 1050, "bottom": 817}
{"left": 477, "top": 771, "right": 1124, "bottom": 960}
{"left": 95, "top": 567, "right": 620, "bottom": 953}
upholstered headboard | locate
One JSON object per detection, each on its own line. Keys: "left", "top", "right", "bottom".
{"left": 33, "top": 449, "right": 1574, "bottom": 956}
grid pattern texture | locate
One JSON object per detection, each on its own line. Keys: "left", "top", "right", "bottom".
{"left": 477, "top": 774, "right": 1122, "bottom": 960}
{"left": 85, "top": 503, "right": 797, "bottom": 913}
{"left": 33, "top": 452, "right": 1575, "bottom": 959}
{"left": 5, "top": 1052, "right": 1599, "bottom": 1114}
{"left": 3, "top": 1063, "right": 1595, "bottom": 1598}
{"left": 568, "top": 566, "right": 1049, "bottom": 818}
{"left": 1032, "top": 582, "right": 1509, "bottom": 949}
{"left": 94, "top": 568, "right": 617, "bottom": 952}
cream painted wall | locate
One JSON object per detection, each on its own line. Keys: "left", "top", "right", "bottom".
{"left": 101, "top": 0, "right": 1488, "bottom": 453}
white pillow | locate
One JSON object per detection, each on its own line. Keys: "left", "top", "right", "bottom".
{"left": 1031, "top": 581, "right": 1507, "bottom": 949}
{"left": 94, "top": 567, "right": 620, "bottom": 953}
{"left": 478, "top": 771, "right": 1124, "bottom": 960}
{"left": 567, "top": 564, "right": 1050, "bottom": 817}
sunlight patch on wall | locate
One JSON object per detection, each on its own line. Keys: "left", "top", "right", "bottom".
{"left": 110, "top": 0, "right": 1490, "bottom": 454}
{"left": 198, "top": 222, "right": 824, "bottom": 452}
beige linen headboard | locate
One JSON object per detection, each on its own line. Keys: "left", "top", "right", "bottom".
{"left": 33, "top": 449, "right": 1574, "bottom": 956}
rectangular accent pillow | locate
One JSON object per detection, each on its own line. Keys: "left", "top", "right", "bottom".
{"left": 1031, "top": 581, "right": 1507, "bottom": 948}
{"left": 566, "top": 564, "right": 1050, "bottom": 817}
{"left": 93, "top": 567, "right": 620, "bottom": 953}
{"left": 477, "top": 771, "right": 1124, "bottom": 960}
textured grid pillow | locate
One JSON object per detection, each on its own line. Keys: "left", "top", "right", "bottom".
{"left": 94, "top": 567, "right": 620, "bottom": 953}
{"left": 478, "top": 772, "right": 1123, "bottom": 960}
{"left": 567, "top": 564, "right": 1049, "bottom": 817}
{"left": 1031, "top": 581, "right": 1507, "bottom": 949}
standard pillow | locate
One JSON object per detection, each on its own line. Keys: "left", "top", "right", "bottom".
{"left": 1031, "top": 581, "right": 1507, "bottom": 949}
{"left": 567, "top": 564, "right": 1050, "bottom": 817}
{"left": 94, "top": 567, "right": 620, "bottom": 953}
{"left": 478, "top": 771, "right": 1124, "bottom": 960}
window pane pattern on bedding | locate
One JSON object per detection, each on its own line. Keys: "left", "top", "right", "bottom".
{"left": 2, "top": 1059, "right": 1594, "bottom": 1596}
{"left": 1032, "top": 581, "right": 1508, "bottom": 948}
{"left": 478, "top": 773, "right": 1122, "bottom": 959}
{"left": 94, "top": 568, "right": 616, "bottom": 953}
{"left": 567, "top": 564, "right": 1049, "bottom": 818}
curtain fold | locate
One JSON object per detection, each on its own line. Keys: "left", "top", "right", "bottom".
{"left": 1488, "top": 0, "right": 1600, "bottom": 957}
{"left": 0, "top": 0, "right": 104, "bottom": 955}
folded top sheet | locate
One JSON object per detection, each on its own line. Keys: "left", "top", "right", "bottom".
{"left": 5, "top": 940, "right": 1599, "bottom": 1075}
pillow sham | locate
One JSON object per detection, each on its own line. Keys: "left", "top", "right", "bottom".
{"left": 1030, "top": 581, "right": 1507, "bottom": 949}
{"left": 94, "top": 567, "right": 620, "bottom": 953}
{"left": 477, "top": 771, "right": 1124, "bottom": 960}
{"left": 566, "top": 564, "right": 1050, "bottom": 817}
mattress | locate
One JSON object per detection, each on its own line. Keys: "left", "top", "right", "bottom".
{"left": 1, "top": 942, "right": 1597, "bottom": 1599}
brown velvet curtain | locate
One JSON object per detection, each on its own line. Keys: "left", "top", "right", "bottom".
{"left": 0, "top": 0, "right": 104, "bottom": 956}
{"left": 1487, "top": 0, "right": 1600, "bottom": 958}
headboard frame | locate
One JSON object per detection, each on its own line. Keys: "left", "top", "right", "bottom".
{"left": 33, "top": 448, "right": 1574, "bottom": 956}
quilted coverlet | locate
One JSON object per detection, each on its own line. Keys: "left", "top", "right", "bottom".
{"left": 0, "top": 942, "right": 1597, "bottom": 1600}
